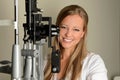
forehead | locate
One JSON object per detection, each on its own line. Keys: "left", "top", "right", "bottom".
{"left": 60, "top": 14, "right": 84, "bottom": 28}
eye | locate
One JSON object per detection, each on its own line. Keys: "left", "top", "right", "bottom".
{"left": 60, "top": 25, "right": 67, "bottom": 29}
{"left": 73, "top": 28, "right": 80, "bottom": 32}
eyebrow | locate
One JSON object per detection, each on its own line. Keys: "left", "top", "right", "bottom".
{"left": 60, "top": 24, "right": 68, "bottom": 27}
{"left": 60, "top": 24, "right": 81, "bottom": 29}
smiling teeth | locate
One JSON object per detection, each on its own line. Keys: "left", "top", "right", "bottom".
{"left": 64, "top": 38, "right": 72, "bottom": 42}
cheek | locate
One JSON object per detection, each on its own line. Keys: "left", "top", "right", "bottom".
{"left": 59, "top": 31, "right": 63, "bottom": 35}
{"left": 75, "top": 32, "right": 84, "bottom": 41}
{"left": 58, "top": 34, "right": 63, "bottom": 43}
{"left": 59, "top": 29, "right": 66, "bottom": 35}
{"left": 79, "top": 31, "right": 84, "bottom": 38}
{"left": 59, "top": 30, "right": 66, "bottom": 39}
{"left": 59, "top": 32, "right": 63, "bottom": 40}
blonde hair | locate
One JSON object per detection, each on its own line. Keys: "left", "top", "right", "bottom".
{"left": 44, "top": 4, "right": 89, "bottom": 80}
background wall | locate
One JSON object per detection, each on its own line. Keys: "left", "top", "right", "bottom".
{"left": 0, "top": 0, "right": 120, "bottom": 80}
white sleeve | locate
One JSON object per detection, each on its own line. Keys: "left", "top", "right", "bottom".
{"left": 86, "top": 54, "right": 108, "bottom": 80}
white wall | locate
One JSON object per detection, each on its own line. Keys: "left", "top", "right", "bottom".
{"left": 0, "top": 0, "right": 120, "bottom": 80}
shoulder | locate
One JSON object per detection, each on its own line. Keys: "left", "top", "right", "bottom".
{"left": 83, "top": 52, "right": 107, "bottom": 71}
{"left": 82, "top": 52, "right": 108, "bottom": 80}
{"left": 84, "top": 52, "right": 104, "bottom": 65}
{"left": 85, "top": 52, "right": 102, "bottom": 60}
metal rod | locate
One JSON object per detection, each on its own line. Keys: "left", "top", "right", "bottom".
{"left": 11, "top": 0, "right": 22, "bottom": 80}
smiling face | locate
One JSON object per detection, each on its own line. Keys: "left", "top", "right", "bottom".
{"left": 59, "top": 14, "right": 85, "bottom": 51}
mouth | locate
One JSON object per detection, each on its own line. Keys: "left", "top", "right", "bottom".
{"left": 63, "top": 38, "right": 73, "bottom": 42}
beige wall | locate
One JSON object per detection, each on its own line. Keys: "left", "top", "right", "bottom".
{"left": 0, "top": 0, "right": 120, "bottom": 80}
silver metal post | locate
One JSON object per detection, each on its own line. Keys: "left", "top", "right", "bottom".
{"left": 37, "top": 39, "right": 46, "bottom": 80}
{"left": 24, "top": 43, "right": 32, "bottom": 80}
{"left": 32, "top": 44, "right": 37, "bottom": 80}
{"left": 11, "top": 0, "right": 22, "bottom": 80}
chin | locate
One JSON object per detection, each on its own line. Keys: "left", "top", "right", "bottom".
{"left": 62, "top": 44, "right": 73, "bottom": 49}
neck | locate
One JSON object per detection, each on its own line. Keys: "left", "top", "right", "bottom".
{"left": 61, "top": 48, "right": 74, "bottom": 60}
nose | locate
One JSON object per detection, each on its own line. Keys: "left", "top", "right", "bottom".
{"left": 65, "top": 29, "right": 72, "bottom": 37}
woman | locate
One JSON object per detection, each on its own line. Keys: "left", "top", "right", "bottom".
{"left": 44, "top": 5, "right": 108, "bottom": 80}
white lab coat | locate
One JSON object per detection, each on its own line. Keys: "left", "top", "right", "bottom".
{"left": 80, "top": 52, "right": 108, "bottom": 80}
{"left": 47, "top": 52, "right": 108, "bottom": 80}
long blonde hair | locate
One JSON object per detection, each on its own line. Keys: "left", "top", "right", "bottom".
{"left": 44, "top": 4, "right": 89, "bottom": 80}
